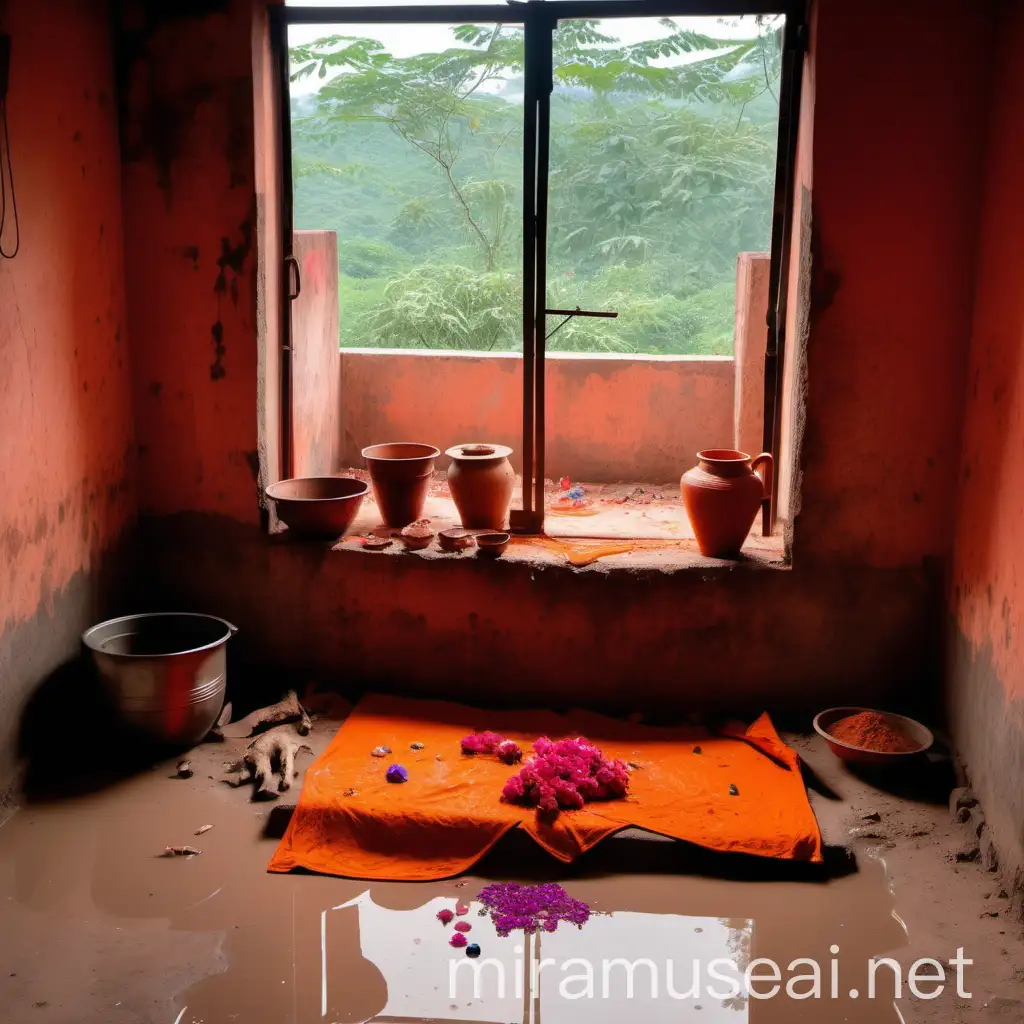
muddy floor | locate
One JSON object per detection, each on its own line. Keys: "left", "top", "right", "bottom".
{"left": 0, "top": 715, "right": 1020, "bottom": 1024}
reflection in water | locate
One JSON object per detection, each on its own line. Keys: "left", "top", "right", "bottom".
{"left": 0, "top": 756, "right": 907, "bottom": 1024}
{"left": 333, "top": 892, "right": 751, "bottom": 1023}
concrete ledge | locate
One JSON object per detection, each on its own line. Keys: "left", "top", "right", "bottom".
{"left": 340, "top": 348, "right": 736, "bottom": 482}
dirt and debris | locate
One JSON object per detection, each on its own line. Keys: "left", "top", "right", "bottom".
{"left": 162, "top": 845, "right": 201, "bottom": 857}
{"left": 193, "top": 824, "right": 213, "bottom": 836}
{"left": 175, "top": 760, "right": 193, "bottom": 778}
{"left": 728, "top": 784, "right": 739, "bottom": 796}
{"left": 411, "top": 741, "right": 425, "bottom": 750}
{"left": 371, "top": 745, "right": 391, "bottom": 758}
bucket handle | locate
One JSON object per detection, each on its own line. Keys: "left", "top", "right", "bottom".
{"left": 218, "top": 618, "right": 239, "bottom": 636}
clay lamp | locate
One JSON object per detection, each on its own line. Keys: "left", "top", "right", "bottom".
{"left": 439, "top": 528, "right": 476, "bottom": 553}
{"left": 476, "top": 532, "right": 510, "bottom": 558}
{"left": 400, "top": 519, "right": 434, "bottom": 551}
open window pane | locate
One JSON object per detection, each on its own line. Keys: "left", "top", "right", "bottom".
{"left": 546, "top": 15, "right": 782, "bottom": 356}
{"left": 287, "top": 18, "right": 528, "bottom": 523}
{"left": 289, "top": 21, "right": 524, "bottom": 353}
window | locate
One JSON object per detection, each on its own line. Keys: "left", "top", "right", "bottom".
{"left": 275, "top": 1, "right": 802, "bottom": 538}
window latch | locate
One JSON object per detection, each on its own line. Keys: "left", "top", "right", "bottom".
{"left": 285, "top": 255, "right": 301, "bottom": 300}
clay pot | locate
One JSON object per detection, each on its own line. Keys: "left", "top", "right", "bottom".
{"left": 445, "top": 444, "right": 515, "bottom": 529}
{"left": 362, "top": 443, "right": 440, "bottom": 527}
{"left": 680, "top": 448, "right": 773, "bottom": 558}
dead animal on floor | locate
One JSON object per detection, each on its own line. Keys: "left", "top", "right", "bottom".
{"left": 224, "top": 726, "right": 314, "bottom": 800}
{"left": 224, "top": 691, "right": 311, "bottom": 739}
{"left": 163, "top": 845, "right": 201, "bottom": 857}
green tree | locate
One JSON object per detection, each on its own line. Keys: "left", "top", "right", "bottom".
{"left": 290, "top": 17, "right": 781, "bottom": 353}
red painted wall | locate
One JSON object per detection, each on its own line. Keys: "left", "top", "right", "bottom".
{"left": 794, "top": 0, "right": 988, "bottom": 568}
{"left": 0, "top": 0, "right": 135, "bottom": 795}
{"left": 948, "top": 0, "right": 1024, "bottom": 903}
{"left": 119, "top": 0, "right": 262, "bottom": 525}
{"left": 118, "top": 0, "right": 993, "bottom": 718}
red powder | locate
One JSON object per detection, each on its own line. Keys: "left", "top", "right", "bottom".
{"left": 828, "top": 712, "right": 920, "bottom": 753}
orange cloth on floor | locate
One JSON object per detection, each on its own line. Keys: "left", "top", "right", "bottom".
{"left": 268, "top": 694, "right": 822, "bottom": 880}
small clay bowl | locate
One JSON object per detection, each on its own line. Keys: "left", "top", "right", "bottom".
{"left": 439, "top": 528, "right": 476, "bottom": 553}
{"left": 813, "top": 706, "right": 933, "bottom": 766}
{"left": 476, "top": 531, "right": 510, "bottom": 558}
{"left": 400, "top": 520, "right": 434, "bottom": 551}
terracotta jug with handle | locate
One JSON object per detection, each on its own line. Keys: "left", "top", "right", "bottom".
{"left": 680, "top": 448, "right": 773, "bottom": 558}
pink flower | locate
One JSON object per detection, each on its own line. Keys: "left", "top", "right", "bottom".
{"left": 450, "top": 932, "right": 468, "bottom": 948}
{"left": 461, "top": 730, "right": 505, "bottom": 755}
{"left": 455, "top": 902, "right": 470, "bottom": 916}
{"left": 436, "top": 908, "right": 454, "bottom": 925}
{"left": 496, "top": 740, "right": 522, "bottom": 764}
{"left": 501, "top": 735, "right": 629, "bottom": 811}
{"left": 454, "top": 921, "right": 472, "bottom": 933}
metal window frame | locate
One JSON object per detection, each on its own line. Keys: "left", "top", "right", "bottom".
{"left": 273, "top": 0, "right": 804, "bottom": 533}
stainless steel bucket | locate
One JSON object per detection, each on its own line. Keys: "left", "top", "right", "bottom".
{"left": 83, "top": 613, "right": 237, "bottom": 746}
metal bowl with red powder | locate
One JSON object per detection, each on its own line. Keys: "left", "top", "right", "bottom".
{"left": 813, "top": 706, "right": 933, "bottom": 765}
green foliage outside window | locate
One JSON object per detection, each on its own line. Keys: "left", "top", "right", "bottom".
{"left": 290, "top": 17, "right": 781, "bottom": 354}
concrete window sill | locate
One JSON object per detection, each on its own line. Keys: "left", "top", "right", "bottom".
{"left": 274, "top": 475, "right": 787, "bottom": 575}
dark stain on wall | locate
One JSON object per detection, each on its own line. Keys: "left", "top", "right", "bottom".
{"left": 210, "top": 217, "right": 253, "bottom": 381}
{"left": 114, "top": 0, "right": 235, "bottom": 199}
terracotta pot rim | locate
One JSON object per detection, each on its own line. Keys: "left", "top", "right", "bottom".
{"left": 696, "top": 448, "right": 751, "bottom": 463}
{"left": 266, "top": 477, "right": 369, "bottom": 502}
{"left": 362, "top": 442, "right": 441, "bottom": 462}
{"left": 445, "top": 443, "right": 514, "bottom": 461}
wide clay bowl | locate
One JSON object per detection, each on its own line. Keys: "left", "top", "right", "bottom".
{"left": 266, "top": 477, "right": 368, "bottom": 540}
{"left": 813, "top": 706, "right": 933, "bottom": 766}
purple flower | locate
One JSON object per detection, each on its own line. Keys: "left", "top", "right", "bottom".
{"left": 386, "top": 764, "right": 408, "bottom": 783}
{"left": 476, "top": 882, "right": 590, "bottom": 937}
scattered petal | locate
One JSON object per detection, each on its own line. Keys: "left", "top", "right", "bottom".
{"left": 436, "top": 909, "right": 454, "bottom": 925}
{"left": 454, "top": 921, "right": 472, "bottom": 933}
{"left": 476, "top": 882, "right": 590, "bottom": 936}
{"left": 455, "top": 902, "right": 470, "bottom": 916}
{"left": 449, "top": 933, "right": 468, "bottom": 948}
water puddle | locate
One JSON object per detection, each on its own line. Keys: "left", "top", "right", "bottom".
{"left": 0, "top": 759, "right": 907, "bottom": 1023}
